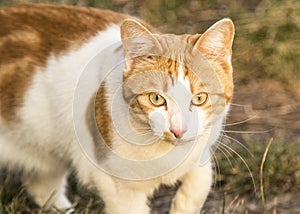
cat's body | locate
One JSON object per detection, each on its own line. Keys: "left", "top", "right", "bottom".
{"left": 0, "top": 4, "right": 234, "bottom": 214}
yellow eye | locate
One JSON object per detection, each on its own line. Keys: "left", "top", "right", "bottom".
{"left": 191, "top": 92, "right": 208, "bottom": 106}
{"left": 149, "top": 93, "right": 166, "bottom": 106}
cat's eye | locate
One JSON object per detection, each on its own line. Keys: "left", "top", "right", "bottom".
{"left": 191, "top": 92, "right": 208, "bottom": 106}
{"left": 149, "top": 93, "right": 166, "bottom": 106}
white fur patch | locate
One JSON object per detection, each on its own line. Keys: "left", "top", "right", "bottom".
{"left": 177, "top": 64, "right": 191, "bottom": 92}
{"left": 0, "top": 24, "right": 123, "bottom": 208}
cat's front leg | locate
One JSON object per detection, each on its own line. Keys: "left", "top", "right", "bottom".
{"left": 24, "top": 168, "right": 72, "bottom": 212}
{"left": 98, "top": 180, "right": 151, "bottom": 214}
{"left": 103, "top": 187, "right": 150, "bottom": 214}
{"left": 85, "top": 169, "right": 150, "bottom": 214}
{"left": 170, "top": 161, "right": 212, "bottom": 214}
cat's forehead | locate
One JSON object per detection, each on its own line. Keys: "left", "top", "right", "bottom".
{"left": 123, "top": 56, "right": 208, "bottom": 97}
{"left": 123, "top": 34, "right": 214, "bottom": 91}
{"left": 167, "top": 61, "right": 206, "bottom": 97}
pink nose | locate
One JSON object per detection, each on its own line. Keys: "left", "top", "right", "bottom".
{"left": 170, "top": 129, "right": 186, "bottom": 139}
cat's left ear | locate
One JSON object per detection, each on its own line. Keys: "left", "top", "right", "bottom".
{"left": 120, "top": 19, "right": 161, "bottom": 61}
{"left": 194, "top": 18, "right": 235, "bottom": 61}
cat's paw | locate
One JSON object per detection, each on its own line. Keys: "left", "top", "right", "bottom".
{"left": 170, "top": 198, "right": 201, "bottom": 214}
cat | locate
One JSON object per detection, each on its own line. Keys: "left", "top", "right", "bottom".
{"left": 0, "top": 3, "right": 234, "bottom": 214}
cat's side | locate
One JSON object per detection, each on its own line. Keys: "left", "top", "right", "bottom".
{"left": 0, "top": 4, "right": 234, "bottom": 214}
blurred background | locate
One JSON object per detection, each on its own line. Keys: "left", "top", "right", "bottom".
{"left": 0, "top": 0, "right": 299, "bottom": 213}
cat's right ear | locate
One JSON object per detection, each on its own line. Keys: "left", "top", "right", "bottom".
{"left": 194, "top": 18, "right": 235, "bottom": 63}
{"left": 120, "top": 19, "right": 161, "bottom": 64}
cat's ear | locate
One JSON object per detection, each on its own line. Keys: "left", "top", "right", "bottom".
{"left": 120, "top": 18, "right": 153, "bottom": 39}
{"left": 120, "top": 19, "right": 161, "bottom": 61}
{"left": 194, "top": 18, "right": 234, "bottom": 61}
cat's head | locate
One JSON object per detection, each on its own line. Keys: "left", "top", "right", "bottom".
{"left": 120, "top": 18, "right": 234, "bottom": 143}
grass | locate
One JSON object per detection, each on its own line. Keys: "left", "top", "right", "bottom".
{"left": 213, "top": 137, "right": 300, "bottom": 212}
{"left": 0, "top": 171, "right": 105, "bottom": 213}
{"left": 216, "top": 138, "right": 300, "bottom": 195}
{"left": 259, "top": 137, "right": 273, "bottom": 211}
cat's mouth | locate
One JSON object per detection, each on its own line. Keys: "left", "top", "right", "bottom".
{"left": 161, "top": 132, "right": 187, "bottom": 145}
{"left": 162, "top": 131, "right": 176, "bottom": 140}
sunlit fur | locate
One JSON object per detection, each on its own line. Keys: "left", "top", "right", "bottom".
{"left": 0, "top": 4, "right": 234, "bottom": 214}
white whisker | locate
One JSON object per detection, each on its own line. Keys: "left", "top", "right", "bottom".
{"left": 223, "top": 129, "right": 272, "bottom": 134}
{"left": 217, "top": 143, "right": 234, "bottom": 169}
{"left": 229, "top": 103, "right": 252, "bottom": 107}
{"left": 224, "top": 114, "right": 258, "bottom": 126}
{"left": 211, "top": 150, "right": 220, "bottom": 188}
{"left": 219, "top": 142, "right": 257, "bottom": 194}
{"left": 133, "top": 128, "right": 152, "bottom": 132}
{"left": 222, "top": 134, "right": 255, "bottom": 158}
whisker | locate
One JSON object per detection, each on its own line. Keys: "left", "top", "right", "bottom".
{"left": 124, "top": 130, "right": 152, "bottom": 136}
{"left": 217, "top": 143, "right": 234, "bottom": 169}
{"left": 218, "top": 142, "right": 257, "bottom": 194}
{"left": 224, "top": 114, "right": 258, "bottom": 126}
{"left": 229, "top": 103, "right": 252, "bottom": 107}
{"left": 223, "top": 129, "right": 272, "bottom": 134}
{"left": 132, "top": 130, "right": 154, "bottom": 135}
{"left": 211, "top": 150, "right": 220, "bottom": 189}
{"left": 122, "top": 130, "right": 156, "bottom": 143}
{"left": 222, "top": 134, "right": 255, "bottom": 159}
{"left": 136, "top": 128, "right": 152, "bottom": 131}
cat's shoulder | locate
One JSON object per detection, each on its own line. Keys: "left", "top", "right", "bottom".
{"left": 0, "top": 4, "right": 128, "bottom": 124}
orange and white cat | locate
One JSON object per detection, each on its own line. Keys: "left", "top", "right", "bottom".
{"left": 0, "top": 4, "right": 234, "bottom": 214}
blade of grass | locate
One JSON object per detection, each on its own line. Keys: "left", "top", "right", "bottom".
{"left": 260, "top": 137, "right": 274, "bottom": 213}
{"left": 222, "top": 192, "right": 226, "bottom": 214}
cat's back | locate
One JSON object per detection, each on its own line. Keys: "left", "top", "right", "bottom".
{"left": 0, "top": 4, "right": 125, "bottom": 44}
{"left": 0, "top": 4, "right": 126, "bottom": 60}
{"left": 0, "top": 4, "right": 126, "bottom": 70}
{"left": 0, "top": 4, "right": 126, "bottom": 123}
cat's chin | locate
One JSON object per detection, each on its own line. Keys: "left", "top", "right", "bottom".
{"left": 161, "top": 138, "right": 178, "bottom": 145}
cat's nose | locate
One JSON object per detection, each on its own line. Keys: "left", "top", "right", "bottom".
{"left": 170, "top": 129, "right": 186, "bottom": 139}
